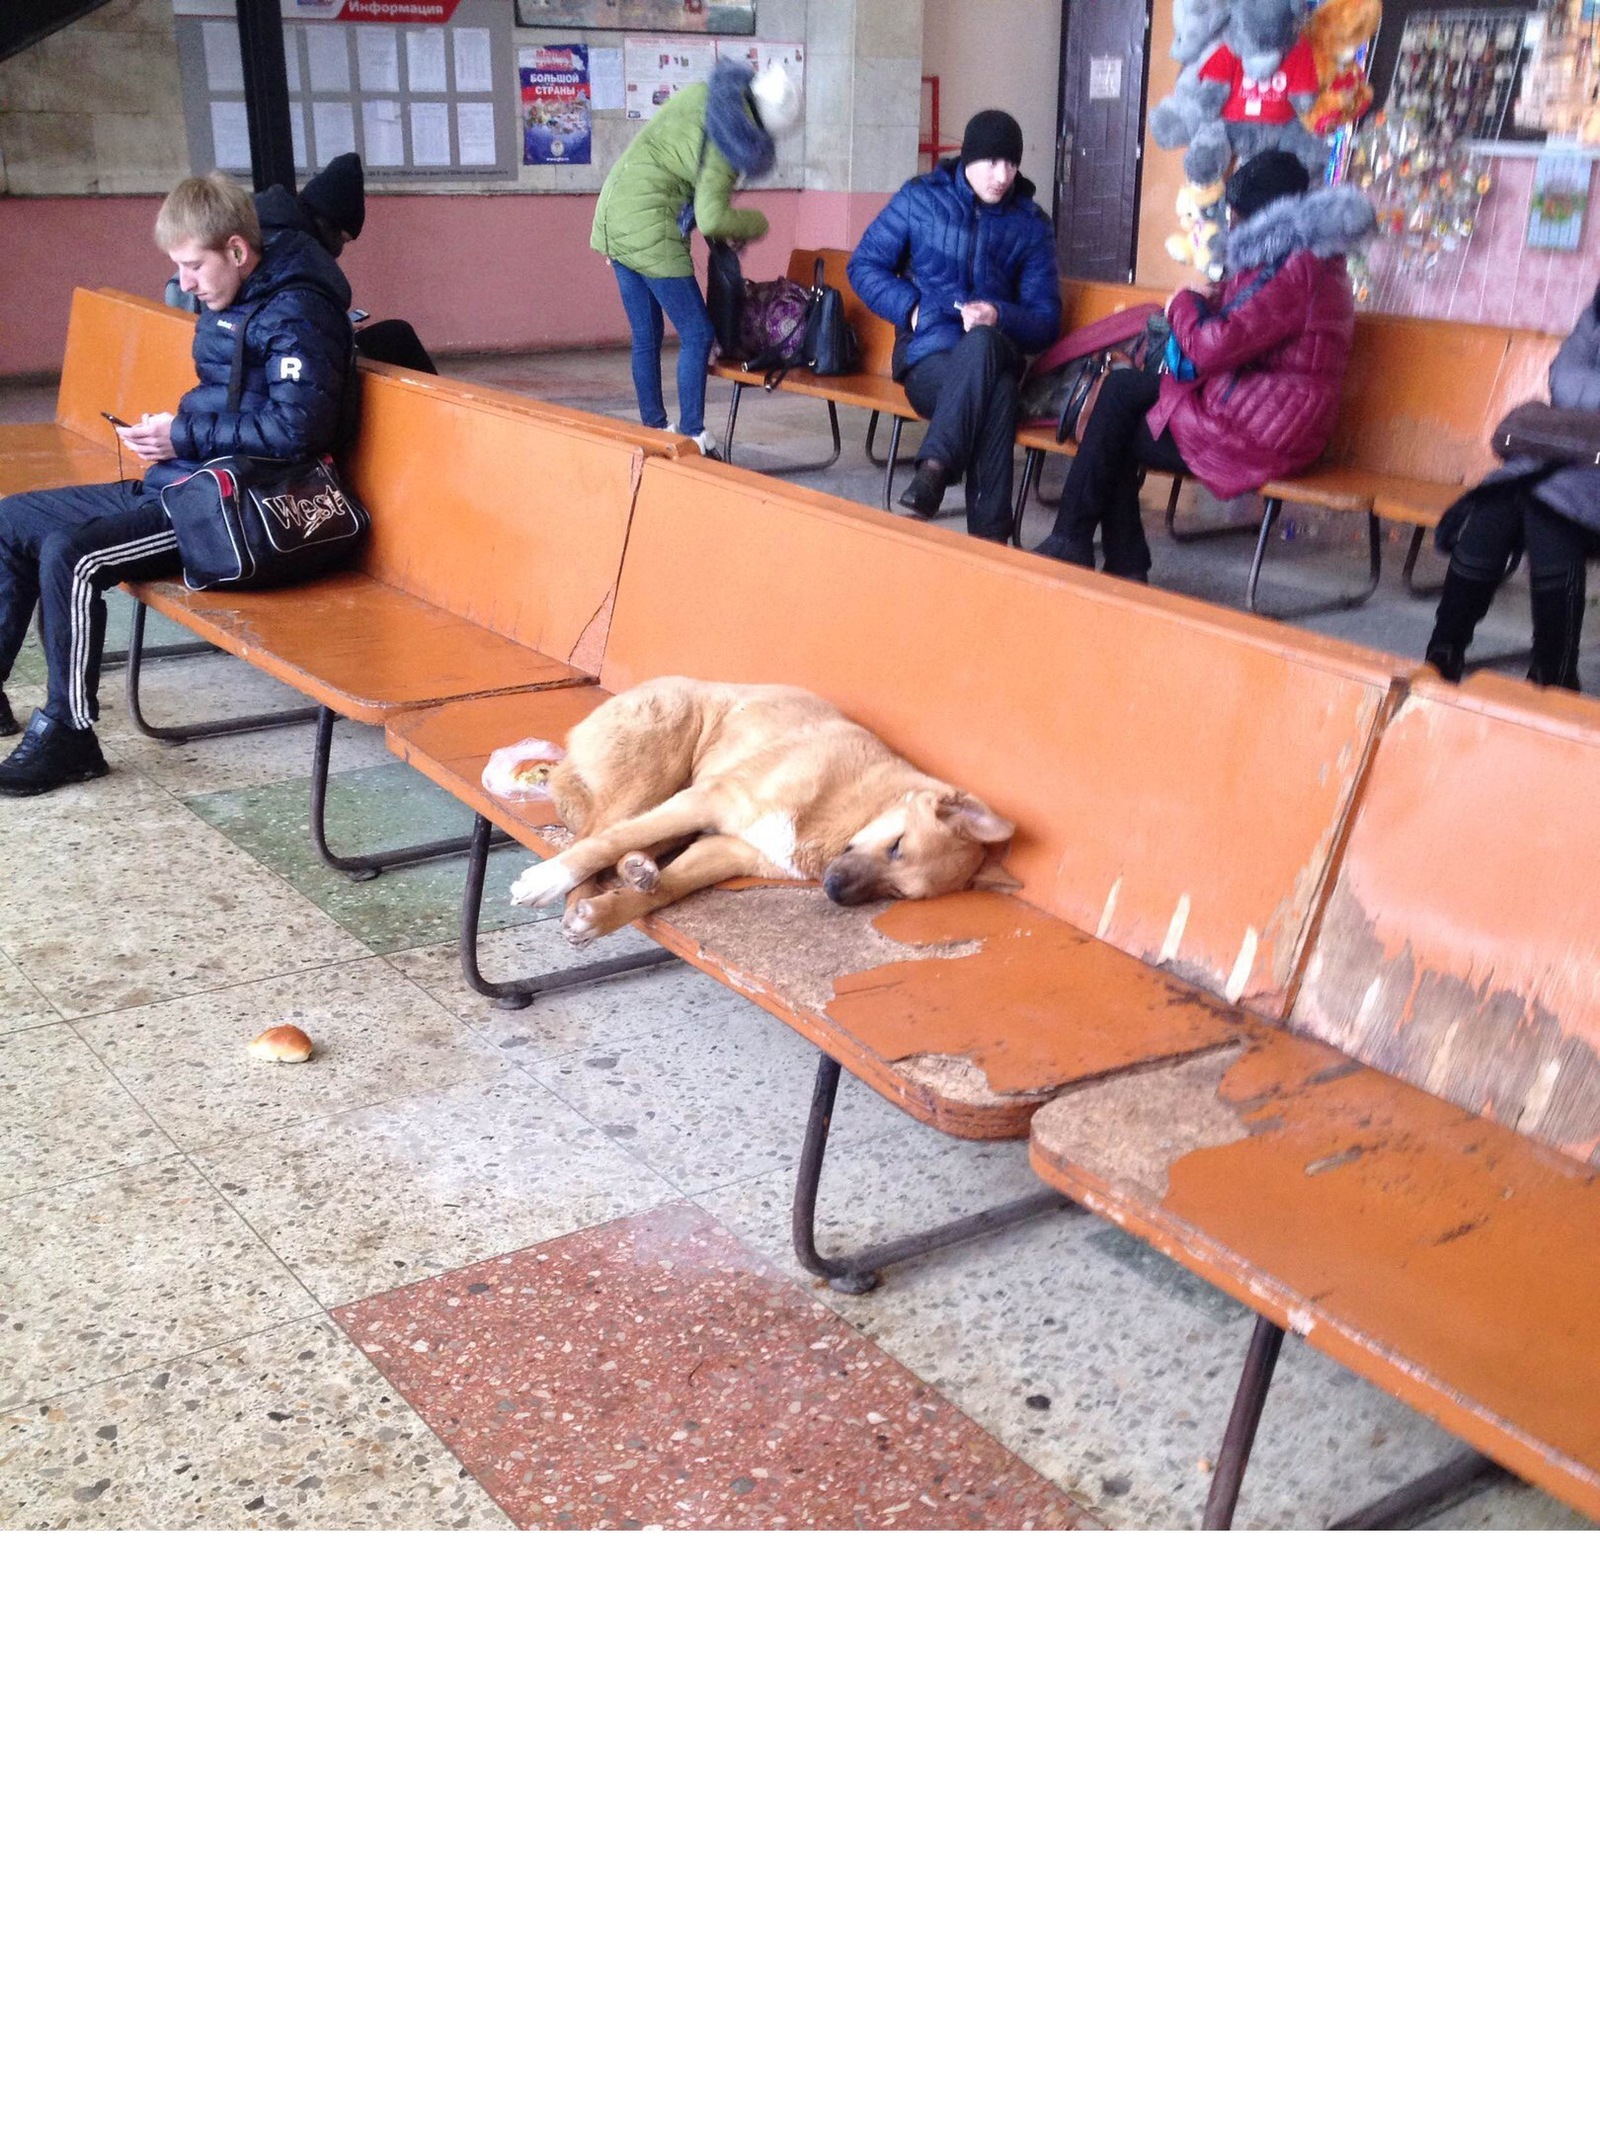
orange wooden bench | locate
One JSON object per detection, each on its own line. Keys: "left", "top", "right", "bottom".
{"left": 390, "top": 453, "right": 1413, "bottom": 1292}
{"left": 17, "top": 288, "right": 687, "bottom": 879}
{"left": 1029, "top": 667, "right": 1600, "bottom": 1527}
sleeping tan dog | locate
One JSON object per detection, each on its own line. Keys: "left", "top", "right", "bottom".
{"left": 494, "top": 676, "right": 1016, "bottom": 944}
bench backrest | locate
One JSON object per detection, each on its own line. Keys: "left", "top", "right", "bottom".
{"left": 1059, "top": 278, "right": 1174, "bottom": 333}
{"left": 601, "top": 456, "right": 1412, "bottom": 1014}
{"left": 1293, "top": 673, "right": 1600, "bottom": 1164}
{"left": 1314, "top": 314, "right": 1561, "bottom": 487}
{"left": 56, "top": 289, "right": 199, "bottom": 445}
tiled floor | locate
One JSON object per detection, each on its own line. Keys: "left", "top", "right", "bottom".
{"left": 0, "top": 351, "right": 1588, "bottom": 1531}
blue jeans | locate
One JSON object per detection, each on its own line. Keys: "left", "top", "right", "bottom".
{"left": 612, "top": 261, "right": 714, "bottom": 436}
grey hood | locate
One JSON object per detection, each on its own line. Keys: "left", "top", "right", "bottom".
{"left": 1227, "top": 184, "right": 1377, "bottom": 272}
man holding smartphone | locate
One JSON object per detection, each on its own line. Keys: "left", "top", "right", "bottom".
{"left": 0, "top": 170, "right": 355, "bottom": 797}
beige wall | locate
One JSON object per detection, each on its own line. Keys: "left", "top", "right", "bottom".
{"left": 921, "top": 0, "right": 1061, "bottom": 190}
{"left": 1136, "top": 0, "right": 1190, "bottom": 294}
{"left": 0, "top": 0, "right": 187, "bottom": 197}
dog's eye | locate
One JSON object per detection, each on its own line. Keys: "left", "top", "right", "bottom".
{"left": 887, "top": 838, "right": 903, "bottom": 862}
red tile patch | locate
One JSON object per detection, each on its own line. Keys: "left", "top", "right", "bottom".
{"left": 335, "top": 1204, "right": 1084, "bottom": 1530}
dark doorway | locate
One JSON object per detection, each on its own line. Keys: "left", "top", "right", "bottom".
{"left": 1055, "top": 0, "right": 1153, "bottom": 281}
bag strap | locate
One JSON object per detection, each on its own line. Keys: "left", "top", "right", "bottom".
{"left": 224, "top": 274, "right": 347, "bottom": 414}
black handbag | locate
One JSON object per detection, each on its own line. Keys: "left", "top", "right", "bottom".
{"left": 799, "top": 255, "right": 857, "bottom": 376}
{"left": 160, "top": 290, "right": 368, "bottom": 592}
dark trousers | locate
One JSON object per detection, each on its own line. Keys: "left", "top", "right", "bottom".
{"left": 903, "top": 326, "right": 1025, "bottom": 542}
{"left": 1439, "top": 482, "right": 1600, "bottom": 689}
{"left": 0, "top": 480, "right": 177, "bottom": 730}
{"left": 1048, "top": 365, "right": 1187, "bottom": 578}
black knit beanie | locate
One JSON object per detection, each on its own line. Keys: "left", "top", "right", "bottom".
{"left": 1225, "top": 149, "right": 1310, "bottom": 223}
{"left": 961, "top": 109, "right": 1024, "bottom": 170}
{"left": 301, "top": 152, "right": 366, "bottom": 239}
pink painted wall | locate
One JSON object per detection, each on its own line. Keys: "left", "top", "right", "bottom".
{"left": 1363, "top": 159, "right": 1600, "bottom": 338}
{"left": 0, "top": 188, "right": 894, "bottom": 378}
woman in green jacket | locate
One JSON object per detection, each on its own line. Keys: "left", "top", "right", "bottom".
{"left": 592, "top": 59, "right": 800, "bottom": 454}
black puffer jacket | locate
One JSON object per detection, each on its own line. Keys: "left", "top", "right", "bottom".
{"left": 154, "top": 226, "right": 356, "bottom": 485}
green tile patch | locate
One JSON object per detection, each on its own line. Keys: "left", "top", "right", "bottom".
{"left": 186, "top": 759, "right": 542, "bottom": 955}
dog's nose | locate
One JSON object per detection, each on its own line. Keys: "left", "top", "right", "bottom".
{"left": 822, "top": 866, "right": 850, "bottom": 904}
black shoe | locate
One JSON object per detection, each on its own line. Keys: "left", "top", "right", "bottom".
{"left": 897, "top": 459, "right": 949, "bottom": 518}
{"left": 0, "top": 712, "right": 109, "bottom": 797}
{"left": 1032, "top": 533, "right": 1096, "bottom": 570}
{"left": 0, "top": 691, "right": 17, "bottom": 739}
{"left": 1424, "top": 637, "right": 1466, "bottom": 684}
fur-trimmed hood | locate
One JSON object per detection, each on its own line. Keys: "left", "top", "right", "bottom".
{"left": 1228, "top": 183, "right": 1376, "bottom": 270}
{"left": 705, "top": 59, "right": 776, "bottom": 179}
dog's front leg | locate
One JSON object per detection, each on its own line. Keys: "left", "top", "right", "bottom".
{"left": 509, "top": 790, "right": 718, "bottom": 910}
{"left": 561, "top": 835, "right": 777, "bottom": 943}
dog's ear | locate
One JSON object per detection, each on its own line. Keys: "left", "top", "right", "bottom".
{"left": 969, "top": 853, "right": 1022, "bottom": 891}
{"left": 935, "top": 790, "right": 1015, "bottom": 845}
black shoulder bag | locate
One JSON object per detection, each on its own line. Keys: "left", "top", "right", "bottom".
{"left": 160, "top": 289, "right": 369, "bottom": 593}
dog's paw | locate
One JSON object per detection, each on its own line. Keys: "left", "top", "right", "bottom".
{"left": 508, "top": 856, "right": 578, "bottom": 908}
{"left": 561, "top": 898, "right": 602, "bottom": 945}
{"left": 618, "top": 850, "right": 660, "bottom": 893}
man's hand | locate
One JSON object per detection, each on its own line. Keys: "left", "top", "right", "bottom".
{"left": 957, "top": 301, "right": 999, "bottom": 332}
{"left": 122, "top": 413, "right": 176, "bottom": 465}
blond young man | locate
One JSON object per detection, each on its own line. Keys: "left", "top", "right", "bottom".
{"left": 0, "top": 172, "right": 355, "bottom": 796}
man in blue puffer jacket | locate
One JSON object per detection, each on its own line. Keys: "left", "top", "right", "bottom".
{"left": 849, "top": 110, "right": 1059, "bottom": 542}
{"left": 0, "top": 172, "right": 355, "bottom": 797}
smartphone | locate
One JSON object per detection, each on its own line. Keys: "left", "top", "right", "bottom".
{"left": 102, "top": 411, "right": 132, "bottom": 430}
{"left": 349, "top": 307, "right": 370, "bottom": 324}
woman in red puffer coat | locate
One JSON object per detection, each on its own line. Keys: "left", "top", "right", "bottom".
{"left": 1034, "top": 150, "right": 1375, "bottom": 580}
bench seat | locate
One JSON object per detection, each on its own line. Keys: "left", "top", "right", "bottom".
{"left": 0, "top": 423, "right": 122, "bottom": 499}
{"left": 1030, "top": 1022, "right": 1600, "bottom": 1520}
{"left": 134, "top": 574, "right": 584, "bottom": 720}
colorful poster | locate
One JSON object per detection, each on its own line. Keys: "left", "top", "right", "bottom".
{"left": 623, "top": 35, "right": 714, "bottom": 121}
{"left": 1528, "top": 151, "right": 1592, "bottom": 251}
{"left": 515, "top": 4, "right": 754, "bottom": 32}
{"left": 520, "top": 43, "right": 593, "bottom": 165}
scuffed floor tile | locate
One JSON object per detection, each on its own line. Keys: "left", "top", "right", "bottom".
{"left": 336, "top": 1201, "right": 1088, "bottom": 1531}
{"left": 0, "top": 1318, "right": 507, "bottom": 1529}
{"left": 193, "top": 1067, "right": 674, "bottom": 1307}
{"left": 0, "top": 1155, "right": 313, "bottom": 1408}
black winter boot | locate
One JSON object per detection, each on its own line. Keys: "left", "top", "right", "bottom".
{"left": 1424, "top": 566, "right": 1499, "bottom": 682}
{"left": 0, "top": 690, "right": 17, "bottom": 739}
{"left": 897, "top": 458, "right": 949, "bottom": 519}
{"left": 1527, "top": 567, "right": 1587, "bottom": 691}
{"left": 0, "top": 712, "right": 109, "bottom": 796}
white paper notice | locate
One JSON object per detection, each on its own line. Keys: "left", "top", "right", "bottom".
{"left": 290, "top": 101, "right": 307, "bottom": 170}
{"left": 409, "top": 99, "right": 452, "bottom": 167}
{"left": 202, "top": 20, "right": 243, "bottom": 95}
{"left": 362, "top": 98, "right": 405, "bottom": 169}
{"left": 313, "top": 99, "right": 357, "bottom": 164}
{"left": 589, "top": 45, "right": 624, "bottom": 111}
{"left": 406, "top": 28, "right": 448, "bottom": 94}
{"left": 453, "top": 26, "right": 494, "bottom": 95}
{"left": 305, "top": 25, "right": 351, "bottom": 95}
{"left": 209, "top": 100, "right": 252, "bottom": 171}
{"left": 356, "top": 26, "right": 400, "bottom": 94}
{"left": 456, "top": 102, "right": 497, "bottom": 168}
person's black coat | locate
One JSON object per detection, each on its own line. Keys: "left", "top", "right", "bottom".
{"left": 161, "top": 226, "right": 356, "bottom": 476}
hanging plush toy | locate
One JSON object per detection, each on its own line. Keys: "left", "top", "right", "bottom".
{"left": 1187, "top": 0, "right": 1326, "bottom": 183}
{"left": 1304, "top": 0, "right": 1382, "bottom": 136}
{"left": 1165, "top": 175, "right": 1230, "bottom": 280}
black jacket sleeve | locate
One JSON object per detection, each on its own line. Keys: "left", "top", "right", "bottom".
{"left": 172, "top": 284, "right": 353, "bottom": 463}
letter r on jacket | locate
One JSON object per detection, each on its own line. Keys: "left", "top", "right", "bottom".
{"left": 278, "top": 355, "right": 303, "bottom": 382}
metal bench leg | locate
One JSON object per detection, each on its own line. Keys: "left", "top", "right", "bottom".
{"left": 1164, "top": 473, "right": 1259, "bottom": 546}
{"left": 1330, "top": 1451, "right": 1506, "bottom": 1530}
{"left": 123, "top": 602, "right": 319, "bottom": 744}
{"left": 1248, "top": 506, "right": 1383, "bottom": 621}
{"left": 880, "top": 415, "right": 907, "bottom": 513}
{"left": 721, "top": 378, "right": 745, "bottom": 463}
{"left": 457, "top": 813, "right": 677, "bottom": 1011}
{"left": 1012, "top": 447, "right": 1044, "bottom": 546}
{"left": 309, "top": 704, "right": 504, "bottom": 882}
{"left": 1202, "top": 1316, "right": 1285, "bottom": 1529}
{"left": 790, "top": 1053, "right": 1066, "bottom": 1294}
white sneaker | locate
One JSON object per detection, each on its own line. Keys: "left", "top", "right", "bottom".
{"left": 692, "top": 430, "right": 723, "bottom": 460}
